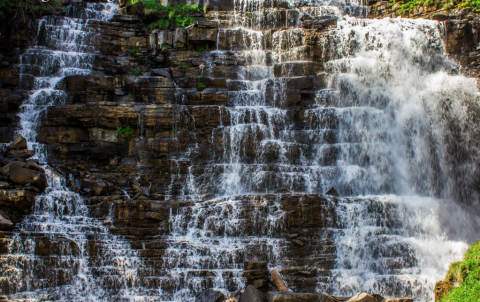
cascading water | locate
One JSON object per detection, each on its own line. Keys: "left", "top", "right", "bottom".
{"left": 1, "top": 2, "right": 146, "bottom": 301}
{"left": 160, "top": 1, "right": 476, "bottom": 301}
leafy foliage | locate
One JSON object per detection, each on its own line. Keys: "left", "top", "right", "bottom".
{"left": 129, "top": 48, "right": 139, "bottom": 55}
{"left": 0, "top": 0, "right": 64, "bottom": 22}
{"left": 441, "top": 240, "right": 480, "bottom": 302}
{"left": 115, "top": 126, "right": 134, "bottom": 138}
{"left": 197, "top": 82, "right": 206, "bottom": 91}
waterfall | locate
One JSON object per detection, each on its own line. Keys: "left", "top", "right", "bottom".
{"left": 1, "top": 2, "right": 145, "bottom": 301}
{"left": 1, "top": 0, "right": 478, "bottom": 301}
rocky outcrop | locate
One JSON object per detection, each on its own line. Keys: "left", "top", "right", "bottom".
{"left": 0, "top": 136, "right": 47, "bottom": 228}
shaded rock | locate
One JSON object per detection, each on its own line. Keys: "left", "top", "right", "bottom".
{"left": 325, "top": 187, "right": 339, "bottom": 197}
{"left": 266, "top": 292, "right": 319, "bottom": 302}
{"left": 345, "top": 293, "right": 376, "bottom": 302}
{"left": 7, "top": 149, "right": 35, "bottom": 159}
{"left": 380, "top": 298, "right": 413, "bottom": 302}
{"left": 240, "top": 285, "right": 265, "bottom": 302}
{"left": 152, "top": 68, "right": 171, "bottom": 77}
{"left": 7, "top": 135, "right": 27, "bottom": 151}
{"left": 195, "top": 289, "right": 227, "bottom": 302}
{"left": 0, "top": 182, "right": 9, "bottom": 188}
{"left": 0, "top": 211, "right": 13, "bottom": 229}
{"left": 81, "top": 178, "right": 107, "bottom": 196}
{"left": 9, "top": 168, "right": 47, "bottom": 191}
{"left": 244, "top": 260, "right": 268, "bottom": 290}
{"left": 1, "top": 162, "right": 28, "bottom": 177}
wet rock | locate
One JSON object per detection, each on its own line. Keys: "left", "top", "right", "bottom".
{"left": 244, "top": 260, "right": 268, "bottom": 290}
{"left": 0, "top": 182, "right": 8, "bottom": 189}
{"left": 195, "top": 289, "right": 227, "bottom": 302}
{"left": 152, "top": 68, "right": 171, "bottom": 77}
{"left": 345, "top": 293, "right": 377, "bottom": 302}
{"left": 7, "top": 135, "right": 27, "bottom": 151}
{"left": 325, "top": 187, "right": 339, "bottom": 197}
{"left": 266, "top": 292, "right": 319, "bottom": 302}
{"left": 292, "top": 239, "right": 305, "bottom": 246}
{"left": 240, "top": 285, "right": 265, "bottom": 302}
{"left": 9, "top": 168, "right": 47, "bottom": 191}
{"left": 380, "top": 298, "right": 413, "bottom": 302}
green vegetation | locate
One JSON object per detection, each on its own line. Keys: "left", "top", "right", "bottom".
{"left": 130, "top": 69, "right": 140, "bottom": 75}
{"left": 0, "top": 0, "right": 65, "bottom": 22}
{"left": 129, "top": 48, "right": 139, "bottom": 55}
{"left": 148, "top": 18, "right": 169, "bottom": 29}
{"left": 441, "top": 240, "right": 480, "bottom": 302}
{"left": 128, "top": 1, "right": 201, "bottom": 28}
{"left": 197, "top": 82, "right": 206, "bottom": 91}
{"left": 115, "top": 126, "right": 135, "bottom": 138}
{"left": 390, "top": 0, "right": 480, "bottom": 14}
{"left": 161, "top": 43, "right": 169, "bottom": 50}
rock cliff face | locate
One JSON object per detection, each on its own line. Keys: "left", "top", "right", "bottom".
{"left": 0, "top": 0, "right": 478, "bottom": 301}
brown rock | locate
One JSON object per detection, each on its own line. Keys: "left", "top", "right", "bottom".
{"left": 0, "top": 211, "right": 13, "bottom": 229}
{"left": 435, "top": 280, "right": 456, "bottom": 302}
{"left": 266, "top": 292, "right": 318, "bottom": 302}
{"left": 81, "top": 178, "right": 108, "bottom": 196}
{"left": 7, "top": 149, "right": 35, "bottom": 159}
{"left": 293, "top": 239, "right": 305, "bottom": 246}
{"left": 9, "top": 168, "right": 47, "bottom": 191}
{"left": 345, "top": 293, "right": 377, "bottom": 302}
{"left": 7, "top": 135, "right": 28, "bottom": 151}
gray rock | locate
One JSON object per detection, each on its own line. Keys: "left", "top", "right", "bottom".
{"left": 240, "top": 285, "right": 265, "bottom": 302}
{"left": 152, "top": 68, "right": 171, "bottom": 78}
{"left": 195, "top": 289, "right": 227, "bottom": 302}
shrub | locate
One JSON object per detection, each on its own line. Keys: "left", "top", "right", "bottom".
{"left": 115, "top": 126, "right": 134, "bottom": 138}
{"left": 197, "top": 82, "right": 206, "bottom": 91}
{"left": 130, "top": 69, "right": 140, "bottom": 74}
{"left": 129, "top": 48, "right": 139, "bottom": 55}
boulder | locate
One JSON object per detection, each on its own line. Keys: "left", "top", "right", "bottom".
{"left": 195, "top": 289, "right": 227, "bottom": 302}
{"left": 266, "top": 292, "right": 319, "bottom": 302}
{"left": 240, "top": 285, "right": 265, "bottom": 302}
{"left": 1, "top": 162, "right": 28, "bottom": 177}
{"left": 345, "top": 293, "right": 377, "bottom": 302}
{"left": 9, "top": 168, "right": 47, "bottom": 191}
{"left": 7, "top": 135, "right": 27, "bottom": 151}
